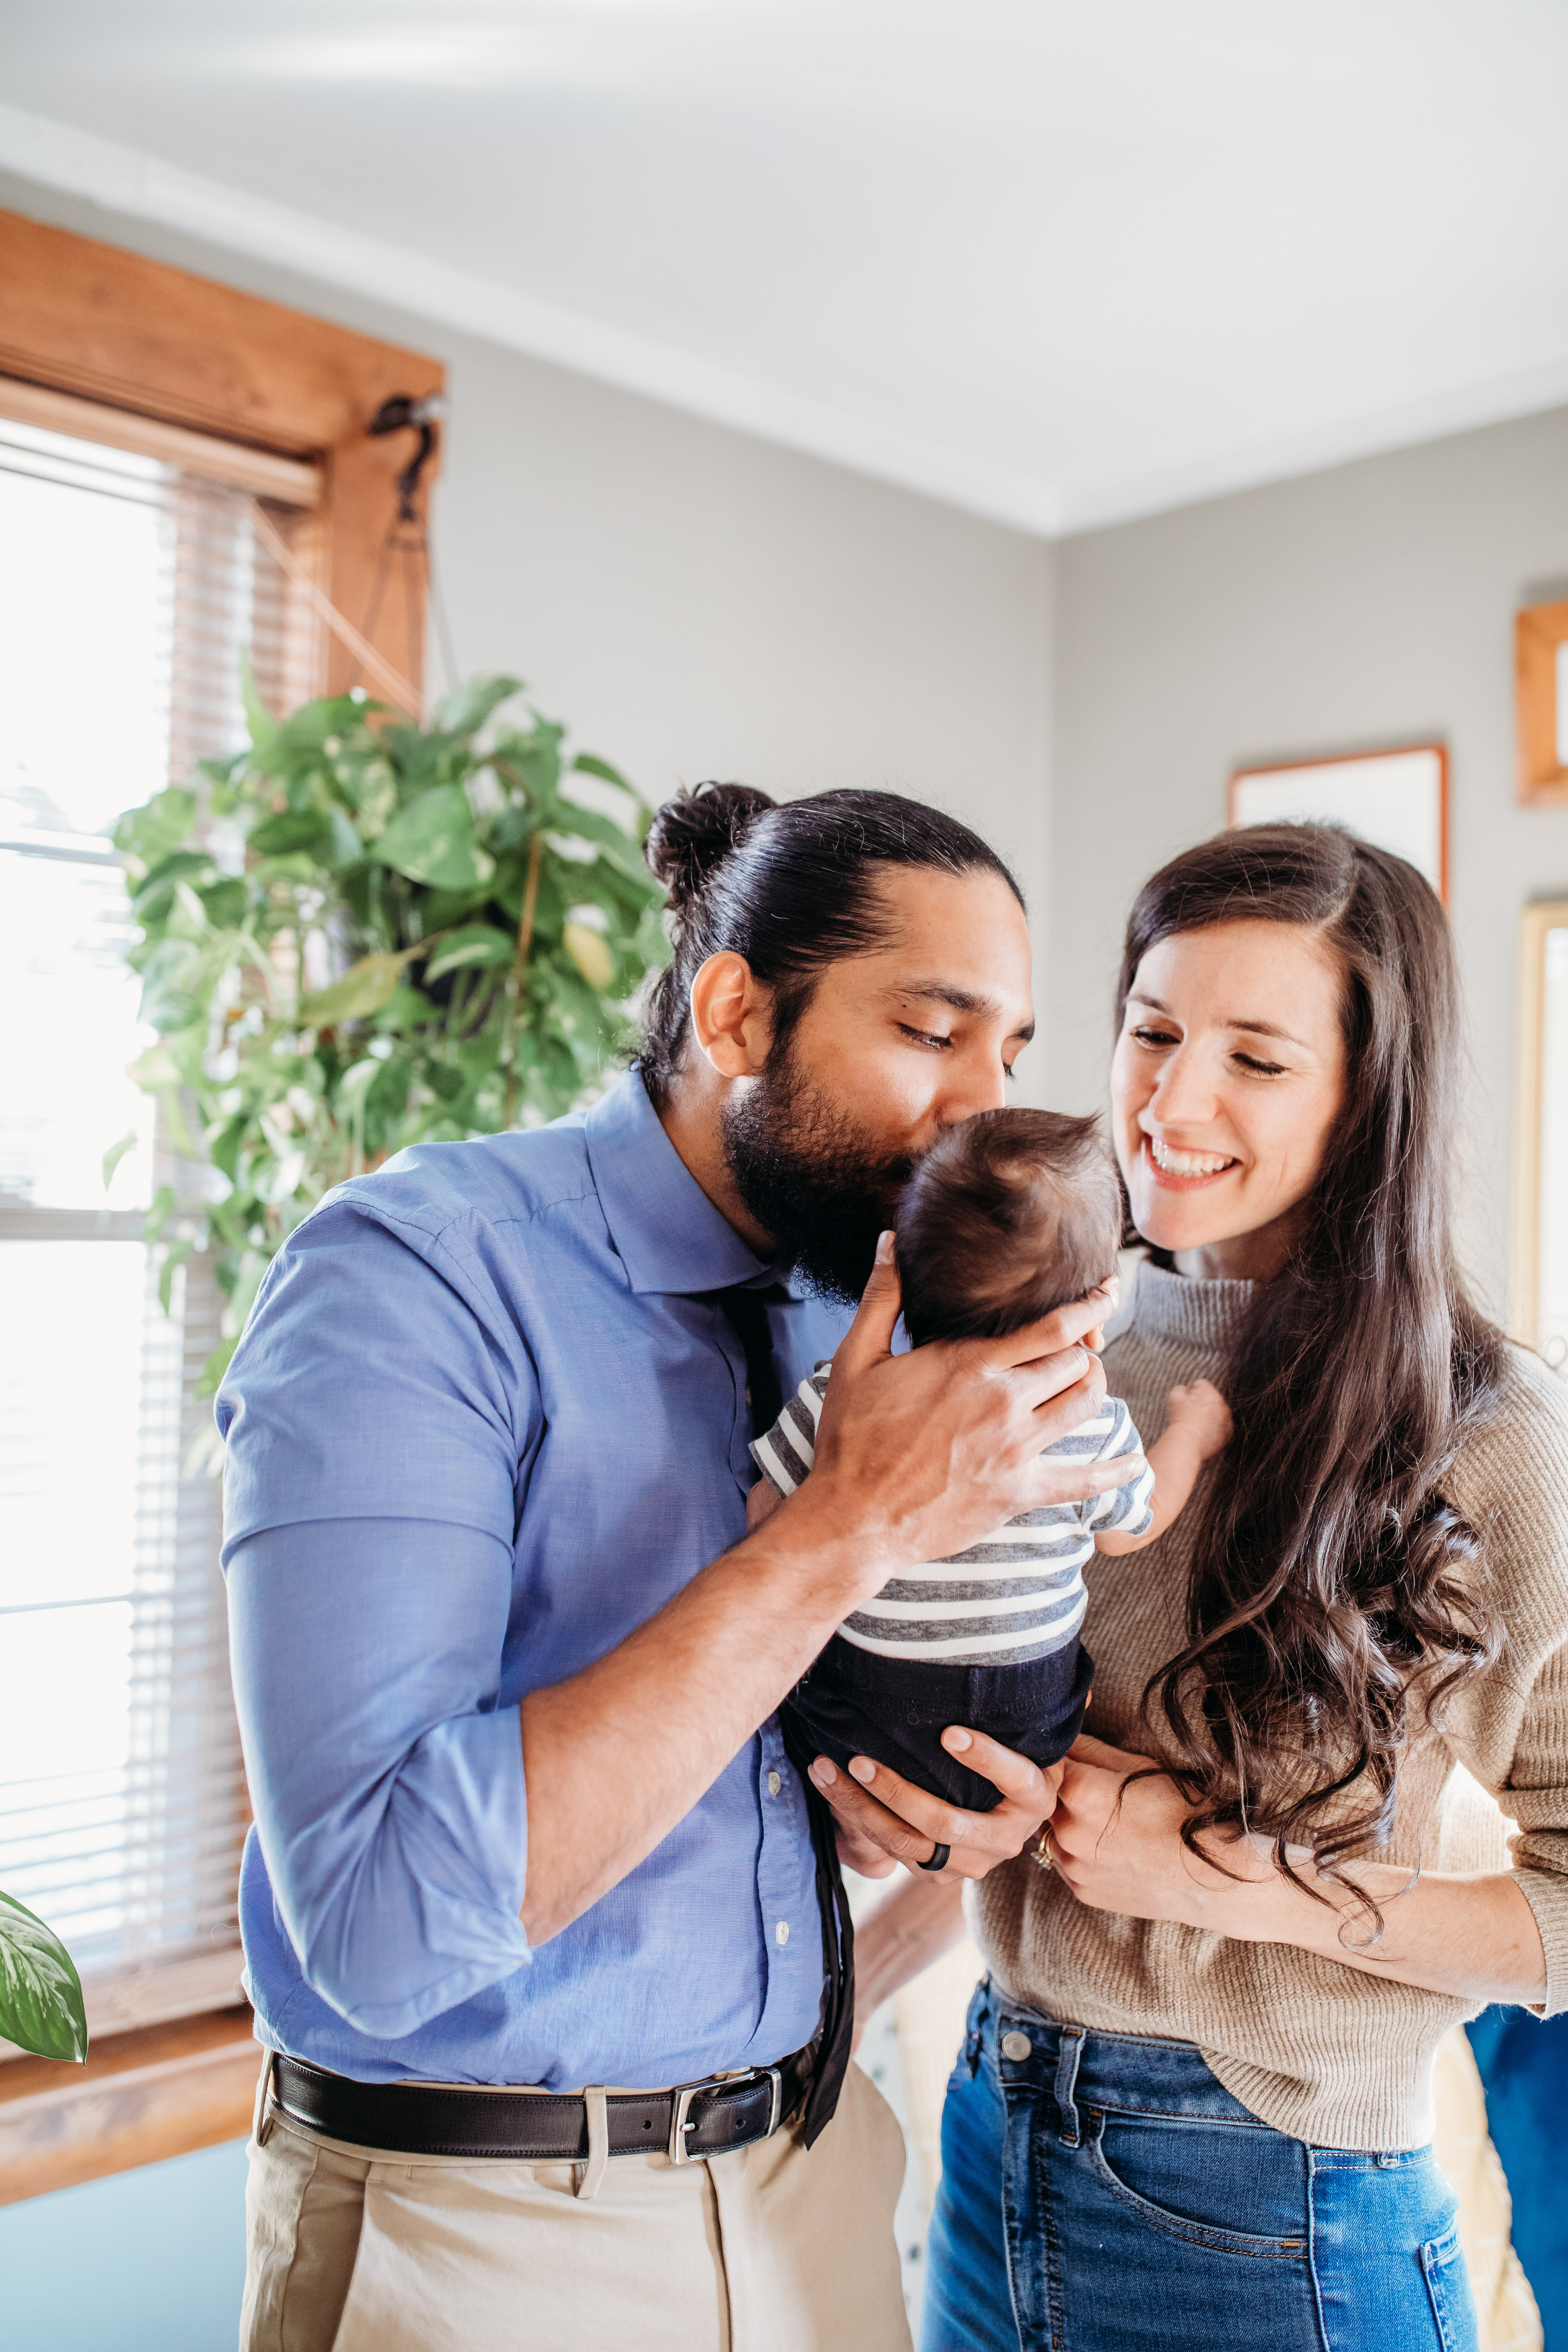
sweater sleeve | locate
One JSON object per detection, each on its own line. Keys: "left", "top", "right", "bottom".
{"left": 1444, "top": 1348, "right": 1568, "bottom": 2018}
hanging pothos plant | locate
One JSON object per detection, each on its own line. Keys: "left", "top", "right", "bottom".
{"left": 111, "top": 673, "right": 667, "bottom": 1395}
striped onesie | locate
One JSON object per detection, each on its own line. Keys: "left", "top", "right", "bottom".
{"left": 753, "top": 1362, "right": 1154, "bottom": 1811}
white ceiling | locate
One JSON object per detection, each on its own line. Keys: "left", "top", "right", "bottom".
{"left": 3, "top": 0, "right": 1568, "bottom": 536}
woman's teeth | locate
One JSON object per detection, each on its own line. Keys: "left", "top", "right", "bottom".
{"left": 1148, "top": 1137, "right": 1237, "bottom": 1177}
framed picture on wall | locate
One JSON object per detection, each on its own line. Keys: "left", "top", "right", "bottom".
{"left": 1228, "top": 743, "right": 1448, "bottom": 901}
{"left": 1516, "top": 601, "right": 1568, "bottom": 805}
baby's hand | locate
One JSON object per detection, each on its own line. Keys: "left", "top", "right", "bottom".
{"left": 747, "top": 1478, "right": 787, "bottom": 1532}
{"left": 1163, "top": 1379, "right": 1232, "bottom": 1458}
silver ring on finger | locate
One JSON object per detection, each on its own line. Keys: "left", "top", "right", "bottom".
{"left": 918, "top": 1841, "right": 950, "bottom": 1873}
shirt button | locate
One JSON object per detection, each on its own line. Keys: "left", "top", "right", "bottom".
{"left": 767, "top": 1770, "right": 782, "bottom": 1797}
{"left": 1001, "top": 2030, "right": 1032, "bottom": 2061}
{"left": 776, "top": 1921, "right": 790, "bottom": 1946}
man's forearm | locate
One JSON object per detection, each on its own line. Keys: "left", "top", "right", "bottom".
{"left": 519, "top": 1497, "right": 868, "bottom": 1941}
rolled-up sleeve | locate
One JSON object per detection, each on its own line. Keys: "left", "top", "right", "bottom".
{"left": 217, "top": 1190, "right": 537, "bottom": 2039}
{"left": 1448, "top": 1348, "right": 1568, "bottom": 2020}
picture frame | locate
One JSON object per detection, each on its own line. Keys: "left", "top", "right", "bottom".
{"left": 1516, "top": 601, "right": 1568, "bottom": 805}
{"left": 1509, "top": 899, "right": 1568, "bottom": 1365}
{"left": 1227, "top": 743, "right": 1449, "bottom": 902}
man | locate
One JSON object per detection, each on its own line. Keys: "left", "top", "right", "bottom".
{"left": 222, "top": 784, "right": 1128, "bottom": 2350}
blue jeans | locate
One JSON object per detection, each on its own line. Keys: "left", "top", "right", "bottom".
{"left": 921, "top": 1981, "right": 1478, "bottom": 2352}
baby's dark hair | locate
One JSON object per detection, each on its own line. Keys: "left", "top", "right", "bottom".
{"left": 895, "top": 1109, "right": 1121, "bottom": 1347}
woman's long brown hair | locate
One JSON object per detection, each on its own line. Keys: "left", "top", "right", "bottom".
{"left": 1120, "top": 825, "right": 1506, "bottom": 1920}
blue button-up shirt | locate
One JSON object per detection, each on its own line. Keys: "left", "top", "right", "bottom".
{"left": 217, "top": 1069, "right": 849, "bottom": 2088}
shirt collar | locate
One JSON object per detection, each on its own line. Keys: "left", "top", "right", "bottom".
{"left": 583, "top": 1068, "right": 807, "bottom": 1298}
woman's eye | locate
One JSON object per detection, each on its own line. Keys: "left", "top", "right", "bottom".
{"left": 1132, "top": 1025, "right": 1178, "bottom": 1048}
{"left": 1234, "top": 1052, "right": 1286, "bottom": 1076}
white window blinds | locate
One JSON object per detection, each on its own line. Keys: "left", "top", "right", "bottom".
{"left": 0, "top": 395, "right": 321, "bottom": 2042}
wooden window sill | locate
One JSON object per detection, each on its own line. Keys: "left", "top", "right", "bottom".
{"left": 0, "top": 2007, "right": 261, "bottom": 2205}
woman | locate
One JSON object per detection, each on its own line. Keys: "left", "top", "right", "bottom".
{"left": 816, "top": 825, "right": 1568, "bottom": 2351}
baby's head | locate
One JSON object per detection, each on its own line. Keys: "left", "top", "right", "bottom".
{"left": 895, "top": 1108, "right": 1121, "bottom": 1347}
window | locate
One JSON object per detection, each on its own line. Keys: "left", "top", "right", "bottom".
{"left": 0, "top": 401, "right": 320, "bottom": 2037}
{"left": 0, "top": 211, "right": 441, "bottom": 2184}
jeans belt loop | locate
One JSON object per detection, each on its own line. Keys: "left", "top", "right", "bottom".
{"left": 576, "top": 2087, "right": 610, "bottom": 2201}
{"left": 1055, "top": 2027, "right": 1085, "bottom": 2147}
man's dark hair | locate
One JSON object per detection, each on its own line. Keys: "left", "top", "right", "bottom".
{"left": 895, "top": 1109, "right": 1122, "bottom": 1348}
{"left": 637, "top": 782, "right": 1023, "bottom": 1101}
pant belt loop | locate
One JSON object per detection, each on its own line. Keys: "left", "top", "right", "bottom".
{"left": 253, "top": 2049, "right": 278, "bottom": 2148}
{"left": 576, "top": 2088, "right": 610, "bottom": 2201}
{"left": 1054, "top": 2029, "right": 1085, "bottom": 2147}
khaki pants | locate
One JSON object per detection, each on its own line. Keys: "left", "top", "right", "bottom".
{"left": 240, "top": 2057, "right": 913, "bottom": 2352}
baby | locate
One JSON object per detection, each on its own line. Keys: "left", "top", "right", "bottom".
{"left": 747, "top": 1108, "right": 1232, "bottom": 1813}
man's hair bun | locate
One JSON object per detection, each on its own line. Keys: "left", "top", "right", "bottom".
{"left": 643, "top": 782, "right": 776, "bottom": 910}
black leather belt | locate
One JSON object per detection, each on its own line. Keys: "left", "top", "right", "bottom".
{"left": 266, "top": 2048, "right": 812, "bottom": 2165}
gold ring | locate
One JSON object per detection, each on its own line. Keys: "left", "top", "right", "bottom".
{"left": 1032, "top": 1826, "right": 1055, "bottom": 1873}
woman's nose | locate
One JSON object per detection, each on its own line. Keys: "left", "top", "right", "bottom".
{"left": 1148, "top": 1049, "right": 1217, "bottom": 1127}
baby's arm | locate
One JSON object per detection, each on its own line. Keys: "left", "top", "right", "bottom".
{"left": 1094, "top": 1380, "right": 1231, "bottom": 1555}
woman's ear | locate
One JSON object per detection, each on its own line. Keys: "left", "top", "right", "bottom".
{"left": 688, "top": 951, "right": 775, "bottom": 1079}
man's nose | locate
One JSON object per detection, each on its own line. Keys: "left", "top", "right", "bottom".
{"left": 940, "top": 1056, "right": 1012, "bottom": 1123}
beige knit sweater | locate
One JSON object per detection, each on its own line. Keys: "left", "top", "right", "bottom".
{"left": 974, "top": 1260, "right": 1568, "bottom": 2151}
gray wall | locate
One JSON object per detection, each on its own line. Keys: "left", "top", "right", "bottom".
{"left": 1047, "top": 408, "right": 1568, "bottom": 1318}
{"left": 0, "top": 169, "right": 1055, "bottom": 1073}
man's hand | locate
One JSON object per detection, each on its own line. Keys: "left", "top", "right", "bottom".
{"left": 807, "top": 1729, "right": 1064, "bottom": 1881}
{"left": 776, "top": 1239, "right": 1137, "bottom": 1590}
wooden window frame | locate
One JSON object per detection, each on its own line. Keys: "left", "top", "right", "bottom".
{"left": 0, "top": 209, "right": 444, "bottom": 2196}
{"left": 0, "top": 207, "right": 444, "bottom": 704}
{"left": 1517, "top": 602, "right": 1568, "bottom": 805}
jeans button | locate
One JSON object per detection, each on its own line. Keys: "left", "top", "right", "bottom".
{"left": 1001, "top": 2030, "right": 1032, "bottom": 2061}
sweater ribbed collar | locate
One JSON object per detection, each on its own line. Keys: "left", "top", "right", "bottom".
{"left": 1123, "top": 1256, "right": 1258, "bottom": 1353}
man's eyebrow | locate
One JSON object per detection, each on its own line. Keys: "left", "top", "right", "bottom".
{"left": 1126, "top": 991, "right": 1311, "bottom": 1051}
{"left": 893, "top": 980, "right": 1034, "bottom": 1039}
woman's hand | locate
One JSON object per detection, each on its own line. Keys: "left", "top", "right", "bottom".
{"left": 809, "top": 1727, "right": 1063, "bottom": 1881}
{"left": 1048, "top": 1734, "right": 1550, "bottom": 2005}
{"left": 1048, "top": 1733, "right": 1279, "bottom": 1933}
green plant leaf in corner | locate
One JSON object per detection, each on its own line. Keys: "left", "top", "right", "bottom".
{"left": 102, "top": 1130, "right": 138, "bottom": 1191}
{"left": 0, "top": 1889, "right": 87, "bottom": 2063}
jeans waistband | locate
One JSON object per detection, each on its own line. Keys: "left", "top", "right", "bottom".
{"left": 984, "top": 1988, "right": 1265, "bottom": 2132}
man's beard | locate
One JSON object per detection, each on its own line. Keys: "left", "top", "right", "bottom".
{"left": 722, "top": 1044, "right": 915, "bottom": 1306}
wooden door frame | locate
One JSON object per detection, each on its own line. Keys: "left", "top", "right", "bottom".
{"left": 0, "top": 208, "right": 444, "bottom": 702}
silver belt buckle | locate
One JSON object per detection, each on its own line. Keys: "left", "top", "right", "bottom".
{"left": 668, "top": 2064, "right": 784, "bottom": 2164}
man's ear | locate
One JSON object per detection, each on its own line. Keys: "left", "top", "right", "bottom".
{"left": 688, "top": 951, "right": 774, "bottom": 1079}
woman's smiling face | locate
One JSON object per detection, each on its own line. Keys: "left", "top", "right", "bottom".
{"left": 1111, "top": 919, "right": 1349, "bottom": 1280}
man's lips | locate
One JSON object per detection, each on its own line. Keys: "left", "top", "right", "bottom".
{"left": 1139, "top": 1134, "right": 1241, "bottom": 1192}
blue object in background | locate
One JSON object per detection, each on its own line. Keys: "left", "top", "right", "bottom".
{"left": 1468, "top": 2008, "right": 1568, "bottom": 2348}
{"left": 0, "top": 2137, "right": 247, "bottom": 2352}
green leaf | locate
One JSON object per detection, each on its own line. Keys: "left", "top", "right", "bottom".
{"left": 422, "top": 925, "right": 517, "bottom": 982}
{"left": 143, "top": 1184, "right": 177, "bottom": 1246}
{"left": 324, "top": 807, "right": 366, "bottom": 870}
{"left": 371, "top": 786, "right": 495, "bottom": 890}
{"left": 300, "top": 952, "right": 407, "bottom": 1028}
{"left": 571, "top": 752, "right": 634, "bottom": 792}
{"left": 435, "top": 674, "right": 523, "bottom": 736}
{"left": 0, "top": 1890, "right": 87, "bottom": 2064}
{"left": 102, "top": 1131, "right": 138, "bottom": 1190}
{"left": 197, "top": 875, "right": 248, "bottom": 930}
{"left": 248, "top": 809, "right": 333, "bottom": 858}
{"left": 114, "top": 786, "right": 196, "bottom": 866}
